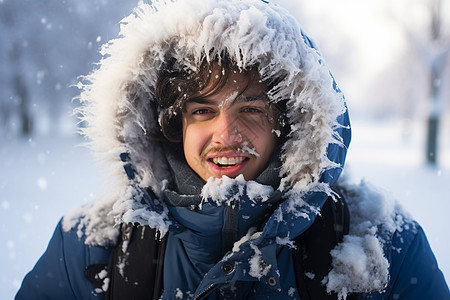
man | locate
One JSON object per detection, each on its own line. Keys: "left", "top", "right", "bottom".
{"left": 16, "top": 0, "right": 449, "bottom": 299}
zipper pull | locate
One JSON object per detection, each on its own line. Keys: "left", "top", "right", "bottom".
{"left": 194, "top": 283, "right": 216, "bottom": 300}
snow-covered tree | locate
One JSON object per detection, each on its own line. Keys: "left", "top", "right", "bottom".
{"left": 0, "top": 0, "right": 138, "bottom": 137}
{"left": 389, "top": 0, "right": 450, "bottom": 164}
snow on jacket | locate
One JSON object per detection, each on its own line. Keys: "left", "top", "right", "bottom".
{"left": 16, "top": 0, "right": 449, "bottom": 299}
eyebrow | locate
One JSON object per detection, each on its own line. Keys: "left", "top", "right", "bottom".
{"left": 239, "top": 93, "right": 269, "bottom": 103}
{"left": 185, "top": 98, "right": 215, "bottom": 105}
{"left": 186, "top": 93, "right": 269, "bottom": 106}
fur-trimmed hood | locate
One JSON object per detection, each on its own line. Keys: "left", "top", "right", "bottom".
{"left": 64, "top": 0, "right": 350, "bottom": 246}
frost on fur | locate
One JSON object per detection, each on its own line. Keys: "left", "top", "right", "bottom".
{"left": 62, "top": 195, "right": 119, "bottom": 247}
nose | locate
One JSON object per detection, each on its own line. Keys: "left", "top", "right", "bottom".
{"left": 212, "top": 111, "right": 243, "bottom": 146}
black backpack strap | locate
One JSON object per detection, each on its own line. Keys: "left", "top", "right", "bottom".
{"left": 84, "top": 263, "right": 108, "bottom": 290}
{"left": 105, "top": 223, "right": 167, "bottom": 300}
{"left": 292, "top": 193, "right": 354, "bottom": 300}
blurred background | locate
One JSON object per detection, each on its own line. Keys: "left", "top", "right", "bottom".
{"left": 1, "top": 0, "right": 449, "bottom": 298}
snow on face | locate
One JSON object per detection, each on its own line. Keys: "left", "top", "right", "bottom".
{"left": 182, "top": 70, "right": 277, "bottom": 182}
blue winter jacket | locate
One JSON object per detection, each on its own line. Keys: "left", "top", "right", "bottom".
{"left": 15, "top": 0, "right": 450, "bottom": 299}
{"left": 15, "top": 211, "right": 449, "bottom": 299}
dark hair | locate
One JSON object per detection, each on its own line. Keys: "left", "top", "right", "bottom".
{"left": 155, "top": 55, "right": 286, "bottom": 142}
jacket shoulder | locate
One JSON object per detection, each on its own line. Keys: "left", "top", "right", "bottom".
{"left": 330, "top": 181, "right": 449, "bottom": 299}
{"left": 382, "top": 221, "right": 449, "bottom": 299}
{"left": 15, "top": 218, "right": 112, "bottom": 300}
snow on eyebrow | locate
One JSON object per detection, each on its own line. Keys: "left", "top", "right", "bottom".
{"left": 218, "top": 91, "right": 239, "bottom": 109}
{"left": 233, "top": 93, "right": 269, "bottom": 103}
{"left": 185, "top": 98, "right": 216, "bottom": 105}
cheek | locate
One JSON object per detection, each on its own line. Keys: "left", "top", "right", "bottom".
{"left": 253, "top": 125, "right": 277, "bottom": 163}
{"left": 260, "top": 132, "right": 276, "bottom": 156}
{"left": 251, "top": 121, "right": 276, "bottom": 147}
{"left": 183, "top": 122, "right": 206, "bottom": 159}
{"left": 182, "top": 119, "right": 194, "bottom": 162}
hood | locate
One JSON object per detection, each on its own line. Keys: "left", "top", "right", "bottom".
{"left": 63, "top": 0, "right": 351, "bottom": 247}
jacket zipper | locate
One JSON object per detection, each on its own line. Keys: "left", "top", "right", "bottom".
{"left": 223, "top": 201, "right": 239, "bottom": 253}
{"left": 194, "top": 284, "right": 216, "bottom": 300}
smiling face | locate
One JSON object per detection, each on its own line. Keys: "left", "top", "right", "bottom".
{"left": 182, "top": 70, "right": 277, "bottom": 182}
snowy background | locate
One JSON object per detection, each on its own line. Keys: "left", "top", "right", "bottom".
{"left": 1, "top": 0, "right": 449, "bottom": 299}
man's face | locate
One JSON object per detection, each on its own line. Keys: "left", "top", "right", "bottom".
{"left": 182, "top": 70, "right": 277, "bottom": 182}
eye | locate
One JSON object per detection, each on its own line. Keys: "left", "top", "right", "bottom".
{"left": 241, "top": 106, "right": 264, "bottom": 114}
{"left": 193, "top": 108, "right": 213, "bottom": 115}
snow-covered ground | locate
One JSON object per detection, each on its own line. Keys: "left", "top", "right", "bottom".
{"left": 0, "top": 134, "right": 104, "bottom": 299}
{"left": 1, "top": 119, "right": 449, "bottom": 299}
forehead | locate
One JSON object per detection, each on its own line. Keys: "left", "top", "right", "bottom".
{"left": 191, "top": 68, "right": 268, "bottom": 105}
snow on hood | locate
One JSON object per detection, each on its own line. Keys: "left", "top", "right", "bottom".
{"left": 63, "top": 0, "right": 351, "bottom": 246}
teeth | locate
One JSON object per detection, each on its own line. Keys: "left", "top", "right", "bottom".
{"left": 211, "top": 156, "right": 246, "bottom": 166}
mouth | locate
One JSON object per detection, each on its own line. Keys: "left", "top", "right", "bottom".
{"left": 203, "top": 149, "right": 252, "bottom": 178}
{"left": 209, "top": 156, "right": 248, "bottom": 168}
